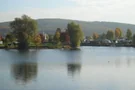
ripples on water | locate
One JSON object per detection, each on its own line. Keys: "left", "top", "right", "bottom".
{"left": 0, "top": 46, "right": 135, "bottom": 90}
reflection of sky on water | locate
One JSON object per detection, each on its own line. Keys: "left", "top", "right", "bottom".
{"left": 0, "top": 47, "right": 135, "bottom": 90}
{"left": 81, "top": 47, "right": 135, "bottom": 67}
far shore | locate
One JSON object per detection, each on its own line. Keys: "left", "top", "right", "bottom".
{"left": 0, "top": 44, "right": 134, "bottom": 50}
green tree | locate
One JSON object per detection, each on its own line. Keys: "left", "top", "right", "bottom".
{"left": 5, "top": 33, "right": 16, "bottom": 48}
{"left": 100, "top": 33, "right": 106, "bottom": 40}
{"left": 10, "top": 15, "right": 38, "bottom": 50}
{"left": 126, "top": 29, "right": 132, "bottom": 40}
{"left": 67, "top": 22, "right": 84, "bottom": 48}
{"left": 56, "top": 28, "right": 61, "bottom": 33}
{"left": 106, "top": 30, "right": 114, "bottom": 40}
{"left": 48, "top": 34, "right": 54, "bottom": 42}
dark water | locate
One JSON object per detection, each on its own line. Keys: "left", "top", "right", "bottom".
{"left": 1, "top": 46, "right": 135, "bottom": 90}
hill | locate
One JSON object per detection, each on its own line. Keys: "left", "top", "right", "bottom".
{"left": 0, "top": 19, "right": 135, "bottom": 36}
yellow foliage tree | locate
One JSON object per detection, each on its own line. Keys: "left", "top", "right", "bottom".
{"left": 93, "top": 32, "right": 99, "bottom": 40}
{"left": 54, "top": 30, "right": 61, "bottom": 43}
{"left": 115, "top": 28, "right": 122, "bottom": 39}
{"left": 34, "top": 34, "right": 41, "bottom": 48}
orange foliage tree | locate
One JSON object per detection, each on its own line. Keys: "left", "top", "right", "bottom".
{"left": 93, "top": 32, "right": 99, "bottom": 40}
{"left": 115, "top": 28, "right": 122, "bottom": 39}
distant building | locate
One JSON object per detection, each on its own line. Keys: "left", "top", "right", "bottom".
{"left": 83, "top": 36, "right": 93, "bottom": 43}
{"left": 41, "top": 32, "right": 48, "bottom": 42}
{"left": 102, "top": 39, "right": 111, "bottom": 44}
{"left": 0, "top": 41, "right": 3, "bottom": 44}
{"left": 60, "top": 29, "right": 70, "bottom": 44}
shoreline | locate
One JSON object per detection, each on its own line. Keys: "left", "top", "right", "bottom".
{"left": 0, "top": 45, "right": 134, "bottom": 50}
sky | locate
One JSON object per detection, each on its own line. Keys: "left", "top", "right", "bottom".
{"left": 0, "top": 0, "right": 135, "bottom": 24}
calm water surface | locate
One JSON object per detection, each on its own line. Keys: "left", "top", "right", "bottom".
{"left": 1, "top": 46, "right": 135, "bottom": 90}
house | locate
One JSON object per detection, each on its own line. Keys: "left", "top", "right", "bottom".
{"left": 60, "top": 29, "right": 70, "bottom": 45}
{"left": 0, "top": 41, "right": 3, "bottom": 45}
{"left": 83, "top": 36, "right": 93, "bottom": 43}
{"left": 102, "top": 39, "right": 111, "bottom": 44}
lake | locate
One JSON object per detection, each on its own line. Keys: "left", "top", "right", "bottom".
{"left": 0, "top": 46, "right": 135, "bottom": 90}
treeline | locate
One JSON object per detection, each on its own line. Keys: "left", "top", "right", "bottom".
{"left": 53, "top": 22, "right": 83, "bottom": 49}
{"left": 88, "top": 28, "right": 133, "bottom": 41}
{"left": 3, "top": 14, "right": 135, "bottom": 49}
{"left": 3, "top": 15, "right": 84, "bottom": 50}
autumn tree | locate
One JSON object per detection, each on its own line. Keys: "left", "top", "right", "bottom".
{"left": 115, "top": 28, "right": 122, "bottom": 39}
{"left": 106, "top": 30, "right": 114, "bottom": 40}
{"left": 60, "top": 30, "right": 70, "bottom": 44}
{"left": 92, "top": 32, "right": 99, "bottom": 40}
{"left": 10, "top": 15, "right": 38, "bottom": 50}
{"left": 126, "top": 29, "right": 132, "bottom": 40}
{"left": 39, "top": 33, "right": 45, "bottom": 43}
{"left": 0, "top": 34, "right": 3, "bottom": 41}
{"left": 34, "top": 34, "right": 41, "bottom": 48}
{"left": 67, "top": 22, "right": 84, "bottom": 48}
{"left": 54, "top": 30, "right": 60, "bottom": 42}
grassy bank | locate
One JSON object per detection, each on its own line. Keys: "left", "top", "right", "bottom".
{"left": 0, "top": 42, "right": 72, "bottom": 49}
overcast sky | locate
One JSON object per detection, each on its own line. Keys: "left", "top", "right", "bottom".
{"left": 0, "top": 0, "right": 135, "bottom": 24}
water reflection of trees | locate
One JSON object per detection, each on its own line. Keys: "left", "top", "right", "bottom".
{"left": 67, "top": 63, "right": 81, "bottom": 76}
{"left": 12, "top": 63, "right": 37, "bottom": 83}
{"left": 9, "top": 50, "right": 38, "bottom": 83}
{"left": 66, "top": 50, "right": 82, "bottom": 77}
{"left": 114, "top": 56, "right": 135, "bottom": 67}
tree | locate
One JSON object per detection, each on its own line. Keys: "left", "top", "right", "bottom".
{"left": 67, "top": 22, "right": 84, "bottom": 48}
{"left": 60, "top": 30, "right": 70, "bottom": 44}
{"left": 48, "top": 35, "right": 54, "bottom": 42}
{"left": 5, "top": 33, "right": 15, "bottom": 42}
{"left": 115, "top": 28, "right": 122, "bottom": 39}
{"left": 34, "top": 34, "right": 41, "bottom": 48}
{"left": 54, "top": 28, "right": 61, "bottom": 42}
{"left": 106, "top": 30, "right": 114, "bottom": 40}
{"left": 5, "top": 33, "right": 16, "bottom": 48}
{"left": 56, "top": 28, "right": 61, "bottom": 33}
{"left": 126, "top": 29, "right": 132, "bottom": 40}
{"left": 132, "top": 34, "right": 135, "bottom": 45}
{"left": 10, "top": 15, "right": 38, "bottom": 50}
{"left": 92, "top": 32, "right": 99, "bottom": 40}
{"left": 39, "top": 33, "right": 45, "bottom": 43}
{"left": 0, "top": 34, "right": 3, "bottom": 41}
{"left": 100, "top": 33, "right": 106, "bottom": 40}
